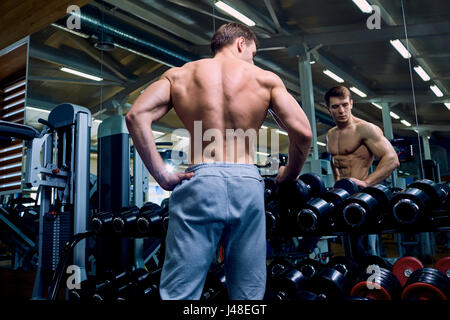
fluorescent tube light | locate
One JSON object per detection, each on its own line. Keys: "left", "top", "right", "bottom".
{"left": 371, "top": 103, "right": 382, "bottom": 110}
{"left": 60, "top": 67, "right": 103, "bottom": 81}
{"left": 215, "top": 1, "right": 256, "bottom": 26}
{"left": 401, "top": 120, "right": 411, "bottom": 127}
{"left": 413, "top": 66, "right": 430, "bottom": 81}
{"left": 430, "top": 85, "right": 443, "bottom": 97}
{"left": 352, "top": 0, "right": 373, "bottom": 13}
{"left": 390, "top": 112, "right": 400, "bottom": 119}
{"left": 349, "top": 86, "right": 367, "bottom": 97}
{"left": 323, "top": 70, "right": 344, "bottom": 83}
{"left": 390, "top": 39, "right": 411, "bottom": 59}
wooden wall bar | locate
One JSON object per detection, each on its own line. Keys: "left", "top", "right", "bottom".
{"left": 0, "top": 0, "right": 92, "bottom": 50}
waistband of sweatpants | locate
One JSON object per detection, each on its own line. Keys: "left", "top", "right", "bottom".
{"left": 185, "top": 162, "right": 260, "bottom": 175}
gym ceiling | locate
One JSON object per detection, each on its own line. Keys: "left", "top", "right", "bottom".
{"left": 21, "top": 0, "right": 450, "bottom": 158}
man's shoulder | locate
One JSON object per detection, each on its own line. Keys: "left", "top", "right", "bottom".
{"left": 164, "top": 59, "right": 207, "bottom": 76}
{"left": 161, "top": 66, "right": 182, "bottom": 80}
{"left": 355, "top": 119, "right": 383, "bottom": 136}
{"left": 255, "top": 68, "right": 282, "bottom": 88}
{"left": 327, "top": 126, "right": 338, "bottom": 135}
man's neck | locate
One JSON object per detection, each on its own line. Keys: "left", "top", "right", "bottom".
{"left": 214, "top": 48, "right": 239, "bottom": 60}
{"left": 336, "top": 116, "right": 355, "bottom": 130}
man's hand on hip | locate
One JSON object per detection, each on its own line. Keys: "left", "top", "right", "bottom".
{"left": 160, "top": 171, "right": 195, "bottom": 191}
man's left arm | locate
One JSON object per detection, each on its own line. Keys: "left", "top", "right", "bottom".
{"left": 358, "top": 124, "right": 400, "bottom": 187}
{"left": 125, "top": 70, "right": 193, "bottom": 190}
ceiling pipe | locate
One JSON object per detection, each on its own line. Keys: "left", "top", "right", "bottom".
{"left": 52, "top": 3, "right": 334, "bottom": 126}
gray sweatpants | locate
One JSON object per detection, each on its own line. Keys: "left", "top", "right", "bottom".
{"left": 159, "top": 162, "right": 267, "bottom": 300}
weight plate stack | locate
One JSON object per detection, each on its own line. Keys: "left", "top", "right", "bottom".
{"left": 350, "top": 267, "right": 401, "bottom": 300}
{"left": 401, "top": 268, "right": 450, "bottom": 300}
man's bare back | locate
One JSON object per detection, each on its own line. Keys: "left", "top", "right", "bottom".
{"left": 327, "top": 117, "right": 377, "bottom": 181}
{"left": 164, "top": 56, "right": 273, "bottom": 164}
{"left": 126, "top": 29, "right": 312, "bottom": 190}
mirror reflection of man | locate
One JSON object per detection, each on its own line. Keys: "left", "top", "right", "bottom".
{"left": 325, "top": 86, "right": 400, "bottom": 258}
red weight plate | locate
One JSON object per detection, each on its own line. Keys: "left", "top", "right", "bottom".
{"left": 401, "top": 282, "right": 448, "bottom": 301}
{"left": 392, "top": 256, "right": 424, "bottom": 287}
{"left": 350, "top": 281, "right": 392, "bottom": 300}
{"left": 434, "top": 256, "right": 450, "bottom": 279}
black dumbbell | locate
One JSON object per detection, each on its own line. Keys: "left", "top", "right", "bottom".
{"left": 112, "top": 206, "right": 140, "bottom": 236}
{"left": 327, "top": 256, "right": 360, "bottom": 286}
{"left": 277, "top": 173, "right": 326, "bottom": 210}
{"left": 267, "top": 257, "right": 295, "bottom": 280}
{"left": 90, "top": 211, "right": 116, "bottom": 235}
{"left": 296, "top": 187, "right": 353, "bottom": 233}
{"left": 305, "top": 253, "right": 363, "bottom": 301}
{"left": 295, "top": 258, "right": 323, "bottom": 280}
{"left": 334, "top": 178, "right": 361, "bottom": 195}
{"left": 114, "top": 269, "right": 147, "bottom": 301}
{"left": 266, "top": 265, "right": 310, "bottom": 301}
{"left": 341, "top": 184, "right": 393, "bottom": 230}
{"left": 115, "top": 268, "right": 160, "bottom": 301}
{"left": 306, "top": 267, "right": 347, "bottom": 301}
{"left": 401, "top": 268, "right": 449, "bottom": 300}
{"left": 113, "top": 202, "right": 164, "bottom": 236}
{"left": 264, "top": 178, "right": 278, "bottom": 205}
{"left": 265, "top": 201, "right": 283, "bottom": 237}
{"left": 391, "top": 179, "right": 445, "bottom": 225}
{"left": 91, "top": 271, "right": 131, "bottom": 301}
{"left": 136, "top": 203, "right": 168, "bottom": 238}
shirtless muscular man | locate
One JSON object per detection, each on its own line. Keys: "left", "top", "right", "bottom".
{"left": 126, "top": 23, "right": 312, "bottom": 300}
{"left": 325, "top": 86, "right": 400, "bottom": 258}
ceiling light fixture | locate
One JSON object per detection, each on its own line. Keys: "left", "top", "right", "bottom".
{"left": 430, "top": 85, "right": 443, "bottom": 97}
{"left": 215, "top": 1, "right": 256, "bottom": 26}
{"left": 413, "top": 66, "right": 430, "bottom": 81}
{"left": 352, "top": 0, "right": 373, "bottom": 13}
{"left": 390, "top": 39, "right": 411, "bottom": 59}
{"left": 323, "top": 70, "right": 344, "bottom": 83}
{"left": 349, "top": 86, "right": 367, "bottom": 97}
{"left": 60, "top": 67, "right": 102, "bottom": 81}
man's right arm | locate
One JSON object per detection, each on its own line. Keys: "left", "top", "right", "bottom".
{"left": 269, "top": 74, "right": 312, "bottom": 183}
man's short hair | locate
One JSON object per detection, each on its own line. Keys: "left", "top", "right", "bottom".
{"left": 211, "top": 22, "right": 259, "bottom": 55}
{"left": 324, "top": 86, "right": 352, "bottom": 107}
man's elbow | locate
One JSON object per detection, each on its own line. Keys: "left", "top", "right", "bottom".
{"left": 299, "top": 126, "right": 313, "bottom": 144}
{"left": 393, "top": 157, "right": 400, "bottom": 170}
{"left": 289, "top": 127, "right": 312, "bottom": 147}
{"left": 388, "top": 154, "right": 400, "bottom": 171}
{"left": 125, "top": 112, "right": 136, "bottom": 130}
{"left": 303, "top": 131, "right": 313, "bottom": 147}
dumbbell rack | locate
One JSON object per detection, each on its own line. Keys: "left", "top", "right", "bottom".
{"left": 264, "top": 176, "right": 450, "bottom": 301}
